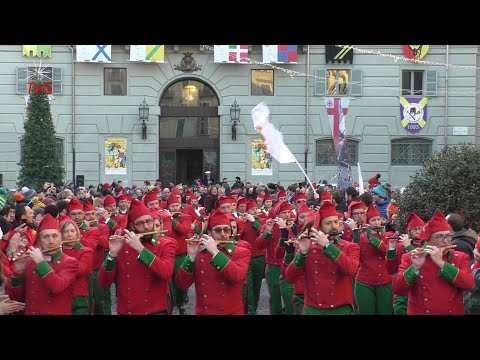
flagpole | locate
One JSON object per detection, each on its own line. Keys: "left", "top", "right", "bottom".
{"left": 293, "top": 157, "right": 315, "bottom": 190}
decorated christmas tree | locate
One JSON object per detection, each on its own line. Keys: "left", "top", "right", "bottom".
{"left": 18, "top": 76, "right": 64, "bottom": 189}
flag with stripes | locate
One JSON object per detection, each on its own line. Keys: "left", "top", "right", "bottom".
{"left": 76, "top": 45, "right": 112, "bottom": 62}
{"left": 325, "top": 45, "right": 354, "bottom": 64}
{"left": 22, "top": 45, "right": 52, "bottom": 57}
{"left": 214, "top": 45, "right": 249, "bottom": 63}
{"left": 262, "top": 45, "right": 298, "bottom": 63}
{"left": 130, "top": 45, "right": 165, "bottom": 62}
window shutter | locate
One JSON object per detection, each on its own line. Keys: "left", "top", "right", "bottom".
{"left": 350, "top": 69, "right": 363, "bottom": 96}
{"left": 17, "top": 67, "right": 28, "bottom": 94}
{"left": 426, "top": 69, "right": 438, "bottom": 97}
{"left": 314, "top": 68, "right": 326, "bottom": 96}
{"left": 52, "top": 67, "right": 62, "bottom": 94}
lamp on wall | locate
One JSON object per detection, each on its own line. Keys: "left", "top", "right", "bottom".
{"left": 139, "top": 98, "right": 150, "bottom": 140}
{"left": 230, "top": 99, "right": 240, "bottom": 140}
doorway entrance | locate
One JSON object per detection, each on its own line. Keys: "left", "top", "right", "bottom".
{"left": 159, "top": 78, "right": 220, "bottom": 186}
{"left": 176, "top": 149, "right": 203, "bottom": 185}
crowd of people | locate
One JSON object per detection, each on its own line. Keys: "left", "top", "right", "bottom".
{"left": 0, "top": 172, "right": 479, "bottom": 315}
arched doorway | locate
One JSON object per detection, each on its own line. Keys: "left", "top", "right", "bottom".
{"left": 159, "top": 79, "right": 220, "bottom": 186}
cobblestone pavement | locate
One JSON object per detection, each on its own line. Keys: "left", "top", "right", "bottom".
{"left": 111, "top": 278, "right": 271, "bottom": 315}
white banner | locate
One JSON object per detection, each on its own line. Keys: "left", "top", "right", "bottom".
{"left": 76, "top": 45, "right": 112, "bottom": 62}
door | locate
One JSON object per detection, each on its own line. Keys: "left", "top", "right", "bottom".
{"left": 176, "top": 149, "right": 203, "bottom": 185}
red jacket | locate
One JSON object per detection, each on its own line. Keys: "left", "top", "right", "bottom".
{"left": 285, "top": 240, "right": 360, "bottom": 310}
{"left": 355, "top": 232, "right": 392, "bottom": 286}
{"left": 98, "top": 237, "right": 177, "bottom": 315}
{"left": 281, "top": 248, "right": 305, "bottom": 295}
{"left": 7, "top": 252, "right": 79, "bottom": 315}
{"left": 175, "top": 243, "right": 251, "bottom": 315}
{"left": 63, "top": 243, "right": 93, "bottom": 297}
{"left": 242, "top": 218, "right": 266, "bottom": 258}
{"left": 90, "top": 223, "right": 110, "bottom": 270}
{"left": 256, "top": 224, "right": 283, "bottom": 266}
{"left": 170, "top": 213, "right": 193, "bottom": 255}
{"left": 386, "top": 241, "right": 423, "bottom": 275}
{"left": 393, "top": 250, "right": 474, "bottom": 315}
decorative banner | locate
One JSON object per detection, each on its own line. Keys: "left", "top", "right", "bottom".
{"left": 262, "top": 45, "right": 298, "bottom": 63}
{"left": 326, "top": 45, "right": 354, "bottom": 64}
{"left": 325, "top": 97, "right": 350, "bottom": 154}
{"left": 251, "top": 138, "right": 273, "bottom": 176}
{"left": 76, "top": 45, "right": 112, "bottom": 62}
{"left": 357, "top": 162, "right": 365, "bottom": 194}
{"left": 400, "top": 97, "right": 428, "bottom": 134}
{"left": 402, "top": 45, "right": 429, "bottom": 61}
{"left": 23, "top": 45, "right": 52, "bottom": 57}
{"left": 130, "top": 45, "right": 165, "bottom": 62}
{"left": 105, "top": 138, "right": 127, "bottom": 175}
{"left": 214, "top": 45, "right": 249, "bottom": 63}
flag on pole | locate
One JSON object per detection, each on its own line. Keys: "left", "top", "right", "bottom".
{"left": 251, "top": 102, "right": 296, "bottom": 163}
{"left": 357, "top": 162, "right": 365, "bottom": 194}
{"left": 214, "top": 45, "right": 249, "bottom": 63}
{"left": 262, "top": 45, "right": 298, "bottom": 63}
{"left": 325, "top": 97, "right": 350, "bottom": 153}
{"left": 130, "top": 45, "right": 165, "bottom": 62}
{"left": 76, "top": 45, "right": 112, "bottom": 62}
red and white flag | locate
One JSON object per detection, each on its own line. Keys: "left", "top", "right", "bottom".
{"left": 325, "top": 97, "right": 350, "bottom": 153}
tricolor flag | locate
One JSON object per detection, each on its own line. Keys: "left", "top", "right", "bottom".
{"left": 130, "top": 45, "right": 165, "bottom": 62}
{"left": 22, "top": 45, "right": 52, "bottom": 57}
{"left": 214, "top": 45, "right": 249, "bottom": 63}
{"left": 76, "top": 45, "right": 112, "bottom": 62}
{"left": 262, "top": 45, "right": 298, "bottom": 63}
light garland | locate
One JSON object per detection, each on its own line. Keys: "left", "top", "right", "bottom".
{"left": 201, "top": 45, "right": 480, "bottom": 96}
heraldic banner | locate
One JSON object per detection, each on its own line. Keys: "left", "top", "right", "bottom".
{"left": 105, "top": 138, "right": 127, "bottom": 175}
{"left": 400, "top": 97, "right": 428, "bottom": 134}
{"left": 251, "top": 138, "right": 273, "bottom": 176}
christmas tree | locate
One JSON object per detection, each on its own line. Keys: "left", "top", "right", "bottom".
{"left": 18, "top": 78, "right": 64, "bottom": 190}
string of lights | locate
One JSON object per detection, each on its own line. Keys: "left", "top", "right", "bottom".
{"left": 201, "top": 45, "right": 480, "bottom": 96}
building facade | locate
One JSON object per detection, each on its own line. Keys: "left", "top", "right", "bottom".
{"left": 0, "top": 45, "right": 478, "bottom": 190}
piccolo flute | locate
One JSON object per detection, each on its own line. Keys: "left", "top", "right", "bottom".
{"left": 185, "top": 237, "right": 234, "bottom": 244}
{"left": 284, "top": 232, "right": 343, "bottom": 244}
{"left": 12, "top": 246, "right": 62, "bottom": 261}
{"left": 411, "top": 244, "right": 456, "bottom": 256}
{"left": 109, "top": 231, "right": 158, "bottom": 240}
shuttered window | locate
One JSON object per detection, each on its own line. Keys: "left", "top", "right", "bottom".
{"left": 316, "top": 138, "right": 359, "bottom": 165}
{"left": 16, "top": 67, "right": 62, "bottom": 95}
{"left": 391, "top": 138, "right": 432, "bottom": 165}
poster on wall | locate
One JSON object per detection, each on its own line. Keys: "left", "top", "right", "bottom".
{"left": 105, "top": 138, "right": 127, "bottom": 175}
{"left": 251, "top": 138, "right": 272, "bottom": 176}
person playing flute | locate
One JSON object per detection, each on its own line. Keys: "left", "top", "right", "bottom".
{"left": 386, "top": 212, "right": 425, "bottom": 315}
{"left": 175, "top": 209, "right": 251, "bottom": 315}
{"left": 98, "top": 199, "right": 177, "bottom": 315}
{"left": 6, "top": 214, "right": 79, "bottom": 315}
{"left": 285, "top": 201, "right": 360, "bottom": 315}
{"left": 393, "top": 210, "right": 474, "bottom": 315}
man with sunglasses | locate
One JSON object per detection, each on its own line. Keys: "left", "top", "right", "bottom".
{"left": 98, "top": 199, "right": 176, "bottom": 315}
{"left": 394, "top": 211, "right": 474, "bottom": 315}
{"left": 176, "top": 209, "right": 251, "bottom": 314}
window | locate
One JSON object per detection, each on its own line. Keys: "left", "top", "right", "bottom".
{"left": 391, "top": 138, "right": 432, "bottom": 165}
{"left": 251, "top": 70, "right": 274, "bottom": 96}
{"left": 316, "top": 138, "right": 358, "bottom": 166}
{"left": 104, "top": 68, "right": 127, "bottom": 95}
{"left": 160, "top": 117, "right": 219, "bottom": 138}
{"left": 198, "top": 117, "right": 208, "bottom": 135}
{"left": 176, "top": 118, "right": 185, "bottom": 138}
{"left": 402, "top": 70, "right": 424, "bottom": 96}
{"left": 20, "top": 137, "right": 65, "bottom": 165}
{"left": 327, "top": 69, "right": 349, "bottom": 95}
{"left": 17, "top": 67, "right": 62, "bottom": 94}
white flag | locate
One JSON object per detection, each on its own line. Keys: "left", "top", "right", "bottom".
{"left": 357, "top": 162, "right": 365, "bottom": 194}
{"left": 76, "top": 45, "right": 112, "bottom": 62}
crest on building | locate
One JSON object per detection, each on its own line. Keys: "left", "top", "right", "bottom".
{"left": 174, "top": 52, "right": 202, "bottom": 73}
{"left": 402, "top": 45, "right": 429, "bottom": 61}
{"left": 400, "top": 97, "right": 428, "bottom": 134}
{"left": 326, "top": 45, "right": 354, "bottom": 64}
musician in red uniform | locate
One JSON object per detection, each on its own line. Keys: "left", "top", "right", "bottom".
{"left": 393, "top": 211, "right": 474, "bottom": 315}
{"left": 175, "top": 210, "right": 251, "bottom": 315}
{"left": 353, "top": 205, "right": 393, "bottom": 315}
{"left": 98, "top": 199, "right": 176, "bottom": 315}
{"left": 7, "top": 214, "right": 79, "bottom": 315}
{"left": 285, "top": 202, "right": 360, "bottom": 315}
{"left": 386, "top": 212, "right": 425, "bottom": 315}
